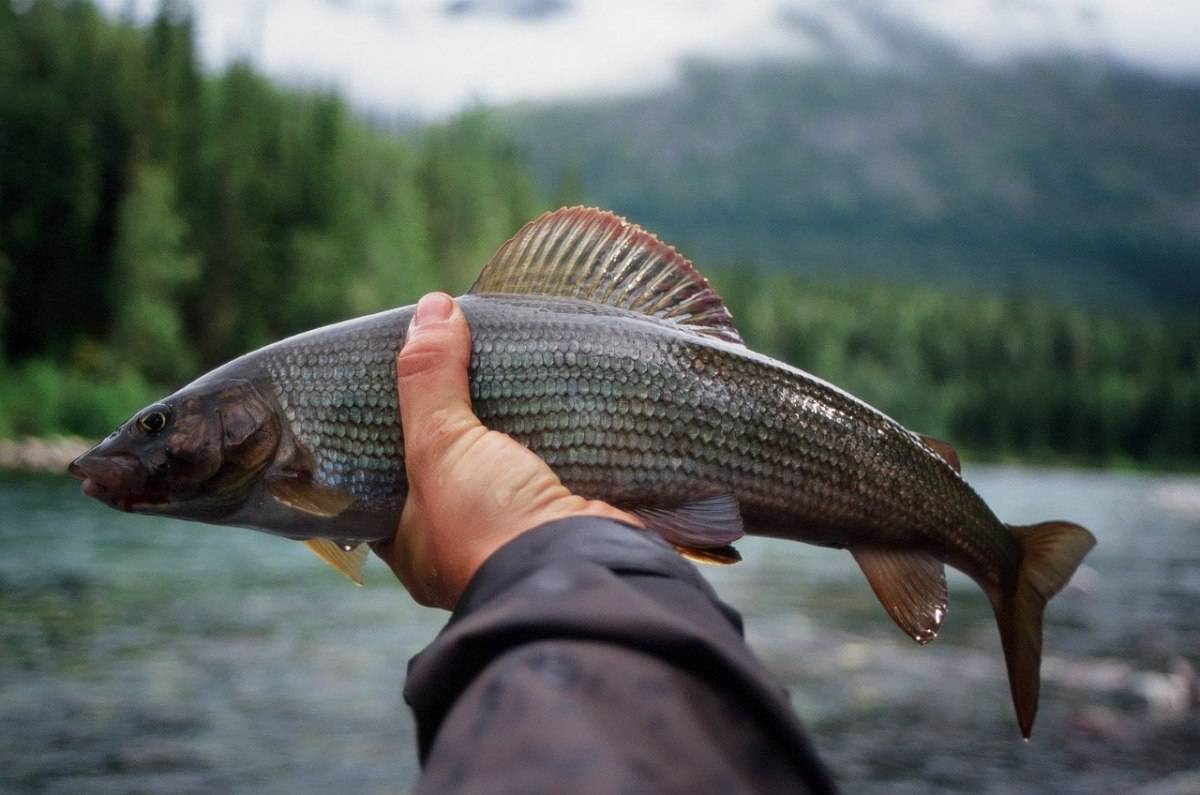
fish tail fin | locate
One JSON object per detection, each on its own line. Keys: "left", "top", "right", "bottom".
{"left": 991, "top": 520, "right": 1096, "bottom": 739}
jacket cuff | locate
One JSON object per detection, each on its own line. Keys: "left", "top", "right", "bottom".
{"left": 452, "top": 516, "right": 726, "bottom": 621}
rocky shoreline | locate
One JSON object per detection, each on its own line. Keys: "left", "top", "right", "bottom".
{"left": 0, "top": 436, "right": 90, "bottom": 475}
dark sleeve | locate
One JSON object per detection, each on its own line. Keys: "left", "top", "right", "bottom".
{"left": 404, "top": 517, "right": 837, "bottom": 795}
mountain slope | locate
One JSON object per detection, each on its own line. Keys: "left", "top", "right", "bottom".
{"left": 503, "top": 55, "right": 1200, "bottom": 310}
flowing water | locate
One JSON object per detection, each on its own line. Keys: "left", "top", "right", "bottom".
{"left": 1, "top": 467, "right": 1197, "bottom": 794}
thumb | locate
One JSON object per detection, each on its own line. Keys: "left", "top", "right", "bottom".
{"left": 396, "top": 293, "right": 481, "bottom": 471}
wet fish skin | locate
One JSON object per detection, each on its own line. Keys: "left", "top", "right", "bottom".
{"left": 70, "top": 206, "right": 1095, "bottom": 738}
{"left": 72, "top": 287, "right": 1014, "bottom": 574}
{"left": 221, "top": 293, "right": 1002, "bottom": 574}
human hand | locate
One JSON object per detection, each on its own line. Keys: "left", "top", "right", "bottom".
{"left": 370, "top": 292, "right": 641, "bottom": 609}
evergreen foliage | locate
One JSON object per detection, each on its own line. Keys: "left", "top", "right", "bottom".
{"left": 716, "top": 273, "right": 1200, "bottom": 467}
{"left": 0, "top": 1, "right": 546, "bottom": 383}
{"left": 0, "top": 0, "right": 1196, "bottom": 469}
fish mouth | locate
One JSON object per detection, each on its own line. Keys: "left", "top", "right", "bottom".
{"left": 68, "top": 452, "right": 159, "bottom": 512}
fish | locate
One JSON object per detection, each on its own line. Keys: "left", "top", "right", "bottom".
{"left": 70, "top": 206, "right": 1095, "bottom": 738}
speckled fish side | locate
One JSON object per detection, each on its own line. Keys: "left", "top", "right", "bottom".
{"left": 71, "top": 207, "right": 1096, "bottom": 738}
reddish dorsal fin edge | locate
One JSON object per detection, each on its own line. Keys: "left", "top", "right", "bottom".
{"left": 470, "top": 207, "right": 744, "bottom": 345}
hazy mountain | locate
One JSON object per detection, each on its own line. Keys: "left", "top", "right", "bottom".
{"left": 96, "top": 0, "right": 1200, "bottom": 117}
{"left": 442, "top": 0, "right": 571, "bottom": 22}
{"left": 90, "top": 1, "right": 1200, "bottom": 309}
{"left": 502, "top": 52, "right": 1200, "bottom": 310}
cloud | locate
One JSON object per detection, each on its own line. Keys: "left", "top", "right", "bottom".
{"left": 889, "top": 0, "right": 1200, "bottom": 74}
{"left": 95, "top": 0, "right": 1200, "bottom": 117}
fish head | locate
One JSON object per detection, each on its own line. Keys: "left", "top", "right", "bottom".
{"left": 69, "top": 379, "right": 281, "bottom": 519}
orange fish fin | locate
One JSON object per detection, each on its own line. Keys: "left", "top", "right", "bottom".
{"left": 632, "top": 493, "right": 744, "bottom": 548}
{"left": 991, "top": 520, "right": 1096, "bottom": 738}
{"left": 303, "top": 538, "right": 367, "bottom": 585}
{"left": 917, "top": 433, "right": 961, "bottom": 473}
{"left": 268, "top": 477, "right": 355, "bottom": 518}
{"left": 851, "top": 546, "right": 948, "bottom": 645}
{"left": 671, "top": 543, "right": 742, "bottom": 566}
{"left": 470, "top": 206, "right": 744, "bottom": 345}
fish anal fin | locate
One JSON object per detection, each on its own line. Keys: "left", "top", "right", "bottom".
{"left": 632, "top": 493, "right": 744, "bottom": 548}
{"left": 470, "top": 207, "right": 744, "bottom": 345}
{"left": 268, "top": 477, "right": 355, "bottom": 518}
{"left": 671, "top": 543, "right": 742, "bottom": 566}
{"left": 992, "top": 520, "right": 1096, "bottom": 738}
{"left": 851, "top": 546, "right": 948, "bottom": 645}
{"left": 918, "top": 433, "right": 961, "bottom": 473}
{"left": 304, "top": 539, "right": 368, "bottom": 585}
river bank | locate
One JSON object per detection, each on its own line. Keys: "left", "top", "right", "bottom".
{"left": 0, "top": 435, "right": 90, "bottom": 475}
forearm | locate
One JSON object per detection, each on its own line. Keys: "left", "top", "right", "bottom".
{"left": 404, "top": 518, "right": 836, "bottom": 794}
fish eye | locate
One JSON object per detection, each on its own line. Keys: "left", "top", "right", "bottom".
{"left": 136, "top": 405, "right": 172, "bottom": 435}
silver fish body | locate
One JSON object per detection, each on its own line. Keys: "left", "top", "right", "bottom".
{"left": 71, "top": 207, "right": 1094, "bottom": 737}
{"left": 220, "top": 293, "right": 1011, "bottom": 586}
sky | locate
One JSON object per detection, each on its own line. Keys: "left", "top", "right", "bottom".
{"left": 97, "top": 0, "right": 1200, "bottom": 117}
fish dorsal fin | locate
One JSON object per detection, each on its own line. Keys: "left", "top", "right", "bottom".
{"left": 304, "top": 539, "right": 368, "bottom": 585}
{"left": 471, "top": 207, "right": 744, "bottom": 345}
{"left": 918, "top": 433, "right": 961, "bottom": 473}
{"left": 851, "top": 547, "right": 948, "bottom": 645}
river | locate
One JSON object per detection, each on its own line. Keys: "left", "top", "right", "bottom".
{"left": 1, "top": 467, "right": 1197, "bottom": 794}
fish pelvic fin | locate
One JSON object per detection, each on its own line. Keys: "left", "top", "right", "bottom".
{"left": 304, "top": 539, "right": 368, "bottom": 585}
{"left": 631, "top": 493, "right": 745, "bottom": 548}
{"left": 991, "top": 520, "right": 1096, "bottom": 739}
{"left": 671, "top": 543, "right": 742, "bottom": 566}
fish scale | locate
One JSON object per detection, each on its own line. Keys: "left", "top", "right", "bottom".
{"left": 72, "top": 206, "right": 1095, "bottom": 738}
{"left": 253, "top": 291, "right": 1017, "bottom": 591}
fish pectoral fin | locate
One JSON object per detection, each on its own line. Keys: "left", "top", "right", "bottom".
{"left": 917, "top": 433, "right": 962, "bottom": 473}
{"left": 851, "top": 546, "right": 948, "bottom": 645}
{"left": 304, "top": 539, "right": 368, "bottom": 585}
{"left": 632, "top": 493, "right": 745, "bottom": 548}
{"left": 267, "top": 477, "right": 355, "bottom": 518}
{"left": 671, "top": 543, "right": 742, "bottom": 566}
{"left": 266, "top": 436, "right": 354, "bottom": 518}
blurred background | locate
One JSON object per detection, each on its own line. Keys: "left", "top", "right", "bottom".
{"left": 0, "top": 1, "right": 1197, "bottom": 793}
